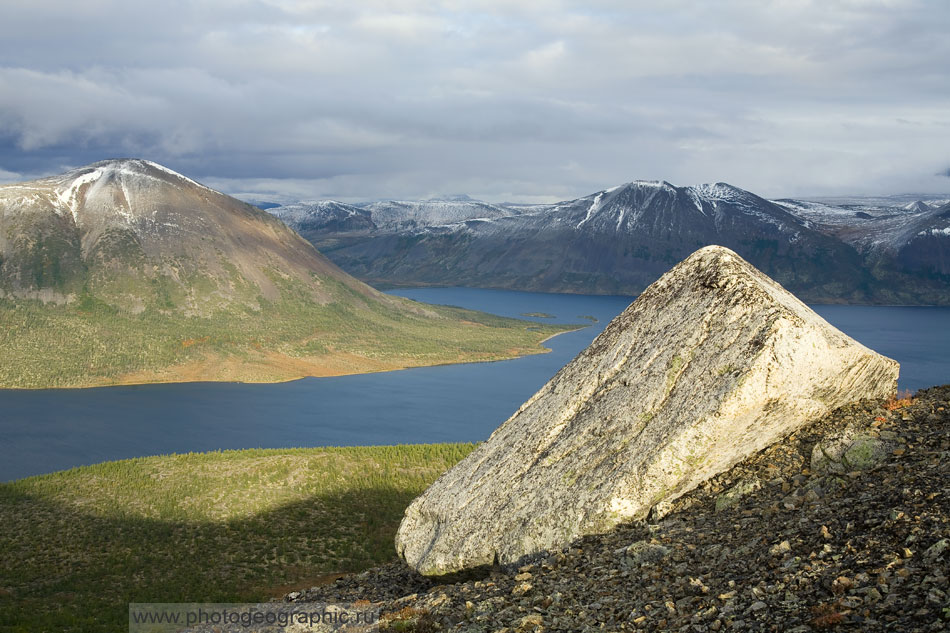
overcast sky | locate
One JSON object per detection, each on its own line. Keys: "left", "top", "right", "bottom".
{"left": 1, "top": 0, "right": 949, "bottom": 203}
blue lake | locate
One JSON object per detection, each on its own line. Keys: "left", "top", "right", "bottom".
{"left": 0, "top": 287, "right": 947, "bottom": 482}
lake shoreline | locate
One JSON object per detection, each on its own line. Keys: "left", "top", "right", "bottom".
{"left": 0, "top": 327, "right": 581, "bottom": 393}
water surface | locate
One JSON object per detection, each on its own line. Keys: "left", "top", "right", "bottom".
{"left": 0, "top": 288, "right": 946, "bottom": 481}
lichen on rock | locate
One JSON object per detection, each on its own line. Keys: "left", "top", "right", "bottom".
{"left": 811, "top": 429, "right": 892, "bottom": 474}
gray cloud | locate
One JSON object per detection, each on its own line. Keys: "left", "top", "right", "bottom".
{"left": 1, "top": 0, "right": 949, "bottom": 202}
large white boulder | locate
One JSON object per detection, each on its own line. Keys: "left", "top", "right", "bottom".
{"left": 396, "top": 245, "right": 899, "bottom": 575}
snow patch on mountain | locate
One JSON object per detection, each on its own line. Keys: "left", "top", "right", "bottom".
{"left": 138, "top": 160, "right": 215, "bottom": 193}
{"left": 692, "top": 183, "right": 745, "bottom": 203}
{"left": 686, "top": 188, "right": 706, "bottom": 215}
{"left": 40, "top": 159, "right": 218, "bottom": 225}
{"left": 774, "top": 199, "right": 859, "bottom": 218}
{"left": 577, "top": 192, "right": 604, "bottom": 228}
{"left": 56, "top": 168, "right": 103, "bottom": 222}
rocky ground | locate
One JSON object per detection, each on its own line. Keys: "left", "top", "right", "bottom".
{"left": 288, "top": 385, "right": 950, "bottom": 632}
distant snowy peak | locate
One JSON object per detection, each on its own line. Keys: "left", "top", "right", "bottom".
{"left": 569, "top": 181, "right": 678, "bottom": 229}
{"left": 272, "top": 200, "right": 365, "bottom": 219}
{"left": 773, "top": 195, "right": 950, "bottom": 255}
{"left": 589, "top": 180, "right": 676, "bottom": 202}
{"left": 904, "top": 200, "right": 932, "bottom": 213}
{"left": 586, "top": 180, "right": 756, "bottom": 207}
{"left": 565, "top": 179, "right": 796, "bottom": 233}
{"left": 270, "top": 200, "right": 375, "bottom": 232}
{"left": 363, "top": 197, "right": 513, "bottom": 229}
{"left": 267, "top": 196, "right": 517, "bottom": 234}
{"left": 609, "top": 180, "right": 676, "bottom": 192}
{"left": 772, "top": 199, "right": 857, "bottom": 217}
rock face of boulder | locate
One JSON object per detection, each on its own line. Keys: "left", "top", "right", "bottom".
{"left": 395, "top": 245, "right": 900, "bottom": 576}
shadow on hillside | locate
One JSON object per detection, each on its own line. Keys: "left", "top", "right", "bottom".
{"left": 0, "top": 483, "right": 418, "bottom": 632}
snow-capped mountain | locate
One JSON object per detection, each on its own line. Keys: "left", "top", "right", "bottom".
{"left": 0, "top": 158, "right": 380, "bottom": 312}
{"left": 272, "top": 180, "right": 878, "bottom": 302}
{"left": 774, "top": 198, "right": 939, "bottom": 252}
{"left": 271, "top": 200, "right": 376, "bottom": 233}
{"left": 774, "top": 196, "right": 950, "bottom": 282}
{"left": 362, "top": 197, "right": 518, "bottom": 231}
{"left": 271, "top": 180, "right": 950, "bottom": 303}
{"left": 904, "top": 201, "right": 932, "bottom": 213}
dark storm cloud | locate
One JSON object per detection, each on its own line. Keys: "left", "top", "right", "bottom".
{"left": 1, "top": 0, "right": 949, "bottom": 201}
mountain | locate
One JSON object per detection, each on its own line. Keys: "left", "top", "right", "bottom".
{"left": 270, "top": 200, "right": 376, "bottom": 242}
{"left": 774, "top": 197, "right": 950, "bottom": 301}
{"left": 363, "top": 197, "right": 518, "bottom": 231}
{"left": 0, "top": 159, "right": 565, "bottom": 388}
{"left": 273, "top": 181, "right": 875, "bottom": 303}
{"left": 895, "top": 203, "right": 950, "bottom": 279}
{"left": 0, "top": 159, "right": 374, "bottom": 311}
{"left": 903, "top": 200, "right": 932, "bottom": 213}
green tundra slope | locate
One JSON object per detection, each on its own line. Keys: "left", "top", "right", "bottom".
{"left": 0, "top": 444, "right": 477, "bottom": 632}
{"left": 0, "top": 159, "right": 569, "bottom": 388}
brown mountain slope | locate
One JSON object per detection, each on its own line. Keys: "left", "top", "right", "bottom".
{"left": 0, "top": 159, "right": 567, "bottom": 388}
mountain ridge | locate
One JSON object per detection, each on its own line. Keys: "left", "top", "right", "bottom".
{"left": 274, "top": 179, "right": 875, "bottom": 302}
{"left": 271, "top": 180, "right": 950, "bottom": 304}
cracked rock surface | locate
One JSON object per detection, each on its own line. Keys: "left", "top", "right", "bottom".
{"left": 395, "top": 245, "right": 899, "bottom": 575}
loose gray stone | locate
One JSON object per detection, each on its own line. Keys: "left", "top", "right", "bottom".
{"left": 715, "top": 479, "right": 761, "bottom": 512}
{"left": 811, "top": 430, "right": 890, "bottom": 475}
{"left": 618, "top": 541, "right": 671, "bottom": 567}
{"left": 395, "top": 245, "right": 899, "bottom": 575}
{"left": 924, "top": 538, "right": 948, "bottom": 559}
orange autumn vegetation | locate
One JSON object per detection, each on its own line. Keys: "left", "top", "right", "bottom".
{"left": 884, "top": 389, "right": 915, "bottom": 411}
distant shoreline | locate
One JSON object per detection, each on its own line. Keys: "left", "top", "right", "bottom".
{"left": 1, "top": 326, "right": 581, "bottom": 392}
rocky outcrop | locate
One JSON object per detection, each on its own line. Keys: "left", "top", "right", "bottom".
{"left": 297, "top": 386, "right": 950, "bottom": 632}
{"left": 395, "top": 245, "right": 899, "bottom": 575}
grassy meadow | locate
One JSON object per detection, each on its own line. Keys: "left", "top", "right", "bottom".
{"left": 0, "top": 275, "right": 573, "bottom": 389}
{"left": 0, "top": 444, "right": 475, "bottom": 632}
